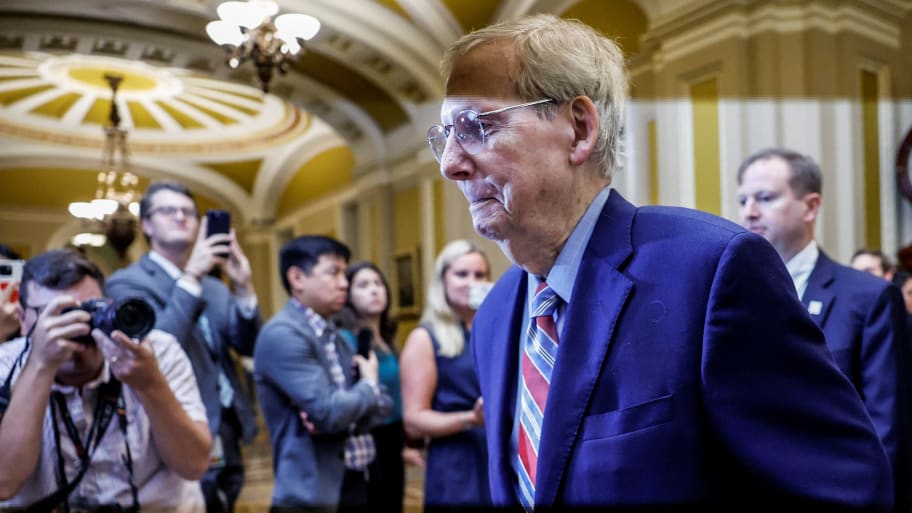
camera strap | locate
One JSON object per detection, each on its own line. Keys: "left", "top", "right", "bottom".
{"left": 0, "top": 363, "right": 13, "bottom": 423}
{"left": 26, "top": 375, "right": 139, "bottom": 513}
{"left": 0, "top": 333, "right": 34, "bottom": 423}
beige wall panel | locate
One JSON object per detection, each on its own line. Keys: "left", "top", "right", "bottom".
{"left": 0, "top": 217, "right": 66, "bottom": 259}
{"left": 295, "top": 206, "right": 336, "bottom": 238}
{"left": 243, "top": 236, "right": 274, "bottom": 319}
{"left": 393, "top": 185, "right": 420, "bottom": 255}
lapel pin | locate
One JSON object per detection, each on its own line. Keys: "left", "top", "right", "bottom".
{"left": 808, "top": 300, "right": 823, "bottom": 316}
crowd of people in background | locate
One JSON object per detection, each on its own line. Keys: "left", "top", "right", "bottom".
{"left": 5, "top": 11, "right": 912, "bottom": 513}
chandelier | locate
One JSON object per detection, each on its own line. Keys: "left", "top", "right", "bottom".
{"left": 68, "top": 74, "right": 140, "bottom": 250}
{"left": 206, "top": 0, "right": 321, "bottom": 92}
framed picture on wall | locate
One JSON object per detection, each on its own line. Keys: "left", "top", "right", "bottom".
{"left": 394, "top": 249, "right": 421, "bottom": 318}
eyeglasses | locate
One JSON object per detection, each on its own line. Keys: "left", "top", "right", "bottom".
{"left": 427, "top": 98, "right": 555, "bottom": 163}
{"left": 146, "top": 206, "right": 198, "bottom": 219}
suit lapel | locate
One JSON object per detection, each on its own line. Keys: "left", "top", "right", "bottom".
{"left": 141, "top": 254, "right": 216, "bottom": 356}
{"left": 479, "top": 268, "right": 526, "bottom": 499}
{"left": 139, "top": 254, "right": 176, "bottom": 305}
{"left": 803, "top": 252, "right": 836, "bottom": 328}
{"left": 282, "top": 301, "right": 335, "bottom": 377}
{"left": 535, "top": 191, "right": 634, "bottom": 505}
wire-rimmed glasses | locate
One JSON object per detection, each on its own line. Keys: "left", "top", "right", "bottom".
{"left": 427, "top": 98, "right": 555, "bottom": 163}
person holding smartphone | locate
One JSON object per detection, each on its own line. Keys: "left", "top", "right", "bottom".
{"left": 106, "top": 181, "right": 262, "bottom": 513}
{"left": 0, "top": 244, "right": 23, "bottom": 342}
{"left": 335, "top": 261, "right": 425, "bottom": 513}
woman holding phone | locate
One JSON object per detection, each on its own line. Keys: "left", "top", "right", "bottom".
{"left": 336, "top": 261, "right": 422, "bottom": 513}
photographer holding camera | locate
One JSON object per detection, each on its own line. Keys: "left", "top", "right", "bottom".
{"left": 0, "top": 249, "right": 211, "bottom": 512}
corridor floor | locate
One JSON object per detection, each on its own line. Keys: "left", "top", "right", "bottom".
{"left": 235, "top": 414, "right": 425, "bottom": 513}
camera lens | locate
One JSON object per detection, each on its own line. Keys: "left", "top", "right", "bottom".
{"left": 113, "top": 298, "right": 155, "bottom": 339}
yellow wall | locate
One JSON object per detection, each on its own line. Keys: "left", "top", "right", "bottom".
{"left": 648, "top": 120, "right": 658, "bottom": 205}
{"left": 392, "top": 185, "right": 421, "bottom": 348}
{"left": 244, "top": 236, "right": 275, "bottom": 319}
{"left": 434, "top": 179, "right": 445, "bottom": 255}
{"left": 860, "top": 69, "right": 881, "bottom": 250}
{"left": 393, "top": 186, "right": 420, "bottom": 255}
{"left": 690, "top": 78, "right": 721, "bottom": 215}
{"left": 276, "top": 147, "right": 354, "bottom": 219}
{"left": 295, "top": 205, "right": 336, "bottom": 238}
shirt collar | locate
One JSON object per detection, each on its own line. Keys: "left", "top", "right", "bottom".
{"left": 785, "top": 240, "right": 819, "bottom": 279}
{"left": 149, "top": 250, "right": 184, "bottom": 280}
{"left": 291, "top": 298, "right": 331, "bottom": 338}
{"left": 529, "top": 186, "right": 612, "bottom": 305}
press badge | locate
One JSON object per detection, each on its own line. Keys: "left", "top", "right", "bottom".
{"left": 209, "top": 434, "right": 225, "bottom": 468}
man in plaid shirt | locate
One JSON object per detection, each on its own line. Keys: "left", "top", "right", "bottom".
{"left": 254, "top": 235, "right": 392, "bottom": 512}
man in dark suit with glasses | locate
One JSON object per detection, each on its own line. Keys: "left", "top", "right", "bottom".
{"left": 107, "top": 181, "right": 262, "bottom": 513}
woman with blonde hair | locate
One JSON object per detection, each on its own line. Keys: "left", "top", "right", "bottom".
{"left": 400, "top": 239, "right": 492, "bottom": 508}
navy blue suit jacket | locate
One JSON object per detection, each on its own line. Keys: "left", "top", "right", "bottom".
{"left": 472, "top": 191, "right": 892, "bottom": 508}
{"left": 803, "top": 251, "right": 912, "bottom": 506}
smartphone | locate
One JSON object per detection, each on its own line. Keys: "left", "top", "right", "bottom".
{"left": 356, "top": 328, "right": 373, "bottom": 358}
{"left": 353, "top": 328, "right": 373, "bottom": 381}
{"left": 0, "top": 260, "right": 24, "bottom": 304}
{"left": 206, "top": 209, "right": 231, "bottom": 254}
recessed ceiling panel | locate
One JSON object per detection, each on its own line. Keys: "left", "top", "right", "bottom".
{"left": 0, "top": 52, "right": 311, "bottom": 154}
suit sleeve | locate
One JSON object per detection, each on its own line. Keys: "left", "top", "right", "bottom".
{"left": 254, "top": 321, "right": 385, "bottom": 434}
{"left": 857, "top": 283, "right": 908, "bottom": 469}
{"left": 226, "top": 294, "right": 261, "bottom": 358}
{"left": 701, "top": 232, "right": 892, "bottom": 506}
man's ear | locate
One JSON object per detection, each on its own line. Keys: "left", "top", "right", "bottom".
{"left": 802, "top": 192, "right": 822, "bottom": 223}
{"left": 568, "top": 95, "right": 600, "bottom": 166}
{"left": 140, "top": 218, "right": 152, "bottom": 240}
{"left": 286, "top": 266, "right": 304, "bottom": 291}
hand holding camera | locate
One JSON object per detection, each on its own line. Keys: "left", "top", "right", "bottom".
{"left": 95, "top": 328, "right": 167, "bottom": 391}
{"left": 27, "top": 295, "right": 94, "bottom": 369}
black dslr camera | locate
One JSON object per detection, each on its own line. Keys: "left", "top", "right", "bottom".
{"left": 64, "top": 297, "right": 156, "bottom": 345}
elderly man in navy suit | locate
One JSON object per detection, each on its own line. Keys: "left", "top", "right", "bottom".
{"left": 738, "top": 147, "right": 912, "bottom": 509}
{"left": 433, "top": 13, "right": 893, "bottom": 510}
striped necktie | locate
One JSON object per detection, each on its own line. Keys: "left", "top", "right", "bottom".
{"left": 516, "top": 282, "right": 560, "bottom": 511}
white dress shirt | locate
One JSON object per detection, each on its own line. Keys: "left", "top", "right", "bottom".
{"left": 785, "top": 240, "right": 819, "bottom": 300}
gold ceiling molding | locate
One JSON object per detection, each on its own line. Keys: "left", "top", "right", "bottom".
{"left": 199, "top": 159, "right": 264, "bottom": 194}
{"left": 0, "top": 51, "right": 313, "bottom": 154}
{"left": 0, "top": 106, "right": 309, "bottom": 154}
{"left": 643, "top": 0, "right": 907, "bottom": 69}
{"left": 374, "top": 0, "right": 415, "bottom": 23}
{"left": 441, "top": 0, "right": 499, "bottom": 34}
{"left": 560, "top": 0, "right": 648, "bottom": 57}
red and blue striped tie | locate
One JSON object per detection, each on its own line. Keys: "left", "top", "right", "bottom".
{"left": 516, "top": 282, "right": 560, "bottom": 511}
